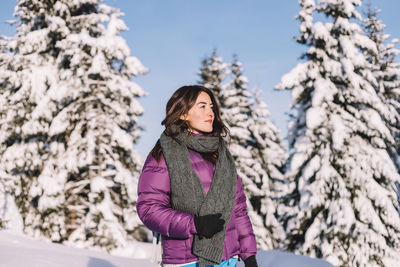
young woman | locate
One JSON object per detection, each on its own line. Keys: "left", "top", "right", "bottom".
{"left": 136, "top": 85, "right": 258, "bottom": 267}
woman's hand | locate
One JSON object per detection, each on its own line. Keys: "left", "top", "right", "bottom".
{"left": 194, "top": 213, "right": 225, "bottom": 239}
{"left": 244, "top": 255, "right": 258, "bottom": 267}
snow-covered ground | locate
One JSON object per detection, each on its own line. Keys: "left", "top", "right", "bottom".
{"left": 0, "top": 231, "right": 334, "bottom": 267}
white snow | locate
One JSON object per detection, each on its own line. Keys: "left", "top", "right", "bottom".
{"left": 0, "top": 231, "right": 334, "bottom": 267}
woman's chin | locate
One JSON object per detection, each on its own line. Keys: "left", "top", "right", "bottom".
{"left": 189, "top": 126, "right": 213, "bottom": 134}
{"left": 202, "top": 127, "right": 213, "bottom": 133}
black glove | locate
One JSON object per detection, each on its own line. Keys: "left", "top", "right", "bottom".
{"left": 244, "top": 255, "right": 258, "bottom": 267}
{"left": 194, "top": 213, "right": 225, "bottom": 239}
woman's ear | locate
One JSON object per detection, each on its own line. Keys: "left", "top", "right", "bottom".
{"left": 180, "top": 114, "right": 187, "bottom": 121}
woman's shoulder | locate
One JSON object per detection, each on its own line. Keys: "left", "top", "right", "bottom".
{"left": 142, "top": 150, "right": 167, "bottom": 171}
{"left": 139, "top": 151, "right": 170, "bottom": 191}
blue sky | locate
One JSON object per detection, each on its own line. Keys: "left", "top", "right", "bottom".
{"left": 1, "top": 0, "right": 399, "bottom": 156}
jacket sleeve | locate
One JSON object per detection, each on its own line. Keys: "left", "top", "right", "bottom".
{"left": 234, "top": 175, "right": 258, "bottom": 260}
{"left": 136, "top": 153, "right": 197, "bottom": 239}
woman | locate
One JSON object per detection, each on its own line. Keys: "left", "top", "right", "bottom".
{"left": 136, "top": 85, "right": 258, "bottom": 267}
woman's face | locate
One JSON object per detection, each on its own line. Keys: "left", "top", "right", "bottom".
{"left": 180, "top": 91, "right": 215, "bottom": 134}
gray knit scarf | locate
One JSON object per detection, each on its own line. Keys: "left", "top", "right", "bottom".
{"left": 159, "top": 129, "right": 237, "bottom": 267}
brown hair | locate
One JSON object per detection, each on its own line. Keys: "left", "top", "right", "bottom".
{"left": 151, "top": 85, "right": 229, "bottom": 165}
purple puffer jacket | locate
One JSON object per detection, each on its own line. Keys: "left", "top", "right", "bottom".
{"left": 136, "top": 148, "right": 257, "bottom": 264}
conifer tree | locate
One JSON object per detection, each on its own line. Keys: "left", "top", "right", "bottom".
{"left": 223, "top": 55, "right": 253, "bottom": 146}
{"left": 0, "top": 0, "right": 62, "bottom": 241}
{"left": 199, "top": 52, "right": 287, "bottom": 248}
{"left": 198, "top": 49, "right": 229, "bottom": 108}
{"left": 248, "top": 88, "right": 288, "bottom": 249}
{"left": 362, "top": 5, "right": 400, "bottom": 171}
{"left": 223, "top": 56, "right": 271, "bottom": 249}
{"left": 276, "top": 0, "right": 400, "bottom": 266}
{"left": 0, "top": 0, "right": 148, "bottom": 252}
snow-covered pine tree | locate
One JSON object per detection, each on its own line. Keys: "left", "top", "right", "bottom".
{"left": 50, "top": 1, "right": 149, "bottom": 251}
{"left": 223, "top": 55, "right": 253, "bottom": 145}
{"left": 0, "top": 0, "right": 63, "bottom": 241}
{"left": 362, "top": 5, "right": 400, "bottom": 171}
{"left": 275, "top": 0, "right": 400, "bottom": 266}
{"left": 199, "top": 52, "right": 282, "bottom": 248}
{"left": 198, "top": 49, "right": 229, "bottom": 109}
{"left": 248, "top": 88, "right": 288, "bottom": 249}
{"left": 222, "top": 56, "right": 273, "bottom": 249}
{"left": 198, "top": 52, "right": 287, "bottom": 249}
{"left": 0, "top": 0, "right": 148, "bottom": 252}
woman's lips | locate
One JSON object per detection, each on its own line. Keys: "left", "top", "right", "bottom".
{"left": 205, "top": 120, "right": 212, "bottom": 123}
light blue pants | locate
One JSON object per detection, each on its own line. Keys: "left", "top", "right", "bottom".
{"left": 162, "top": 257, "right": 238, "bottom": 267}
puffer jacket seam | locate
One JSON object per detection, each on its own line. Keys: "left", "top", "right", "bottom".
{"left": 142, "top": 165, "right": 167, "bottom": 173}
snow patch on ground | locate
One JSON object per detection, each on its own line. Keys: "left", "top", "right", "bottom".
{"left": 0, "top": 231, "right": 334, "bottom": 267}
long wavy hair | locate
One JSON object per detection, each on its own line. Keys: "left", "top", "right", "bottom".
{"left": 151, "top": 85, "right": 229, "bottom": 165}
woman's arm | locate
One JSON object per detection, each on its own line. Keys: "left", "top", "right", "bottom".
{"left": 136, "top": 153, "right": 197, "bottom": 239}
{"left": 234, "top": 175, "right": 258, "bottom": 260}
